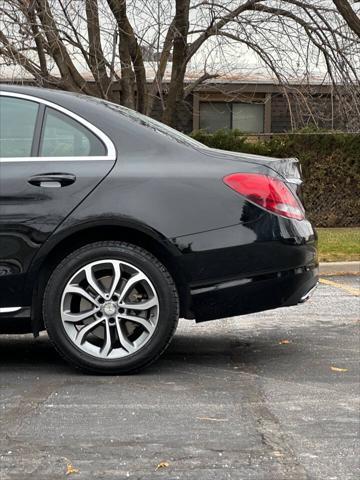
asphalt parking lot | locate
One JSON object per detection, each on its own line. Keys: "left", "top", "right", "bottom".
{"left": 0, "top": 275, "right": 359, "bottom": 480}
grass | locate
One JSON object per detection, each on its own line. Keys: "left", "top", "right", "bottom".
{"left": 317, "top": 228, "right": 360, "bottom": 262}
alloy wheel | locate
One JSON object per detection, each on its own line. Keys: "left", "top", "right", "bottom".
{"left": 60, "top": 259, "right": 159, "bottom": 359}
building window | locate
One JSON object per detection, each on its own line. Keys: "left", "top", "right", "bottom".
{"left": 232, "top": 103, "right": 264, "bottom": 133}
{"left": 199, "top": 102, "right": 264, "bottom": 133}
{"left": 199, "top": 102, "right": 231, "bottom": 131}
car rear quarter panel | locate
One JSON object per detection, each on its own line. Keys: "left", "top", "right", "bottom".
{"left": 50, "top": 137, "right": 317, "bottom": 288}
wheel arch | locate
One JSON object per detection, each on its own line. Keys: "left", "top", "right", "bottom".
{"left": 29, "top": 221, "right": 191, "bottom": 335}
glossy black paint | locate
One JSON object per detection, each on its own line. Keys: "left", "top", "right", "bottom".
{"left": 0, "top": 160, "right": 114, "bottom": 304}
{"left": 0, "top": 86, "right": 318, "bottom": 333}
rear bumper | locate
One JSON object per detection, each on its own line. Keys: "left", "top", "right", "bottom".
{"left": 190, "top": 264, "right": 319, "bottom": 322}
{"left": 173, "top": 214, "right": 318, "bottom": 322}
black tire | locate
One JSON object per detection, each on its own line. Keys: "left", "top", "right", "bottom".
{"left": 43, "top": 241, "right": 179, "bottom": 374}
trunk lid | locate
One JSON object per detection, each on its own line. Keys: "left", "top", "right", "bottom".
{"left": 202, "top": 147, "right": 304, "bottom": 201}
{"left": 203, "top": 147, "right": 302, "bottom": 184}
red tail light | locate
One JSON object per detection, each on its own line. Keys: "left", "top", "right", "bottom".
{"left": 223, "top": 173, "right": 305, "bottom": 220}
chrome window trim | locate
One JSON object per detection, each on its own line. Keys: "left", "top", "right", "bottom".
{"left": 0, "top": 157, "right": 113, "bottom": 163}
{"left": 0, "top": 307, "right": 22, "bottom": 313}
{"left": 0, "top": 91, "right": 117, "bottom": 162}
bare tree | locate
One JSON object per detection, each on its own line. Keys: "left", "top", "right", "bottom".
{"left": 0, "top": 0, "right": 359, "bottom": 128}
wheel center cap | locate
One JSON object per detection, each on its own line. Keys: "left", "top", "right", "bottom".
{"left": 103, "top": 301, "right": 117, "bottom": 316}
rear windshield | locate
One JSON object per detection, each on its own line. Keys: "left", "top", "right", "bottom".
{"left": 94, "top": 98, "right": 208, "bottom": 149}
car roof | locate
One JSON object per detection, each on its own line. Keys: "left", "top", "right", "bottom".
{"left": 0, "top": 84, "right": 113, "bottom": 118}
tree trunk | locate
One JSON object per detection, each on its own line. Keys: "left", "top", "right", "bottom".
{"left": 86, "top": 0, "right": 114, "bottom": 100}
{"left": 333, "top": 0, "right": 360, "bottom": 38}
{"left": 129, "top": 41, "right": 147, "bottom": 113}
{"left": 23, "top": 3, "right": 48, "bottom": 80}
{"left": 107, "top": 0, "right": 135, "bottom": 108}
{"left": 107, "top": 0, "right": 147, "bottom": 111}
{"left": 162, "top": 0, "right": 190, "bottom": 127}
{"left": 35, "top": 0, "right": 92, "bottom": 93}
{"left": 146, "top": 19, "right": 176, "bottom": 116}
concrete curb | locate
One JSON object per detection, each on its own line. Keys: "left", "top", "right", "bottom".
{"left": 320, "top": 261, "right": 360, "bottom": 276}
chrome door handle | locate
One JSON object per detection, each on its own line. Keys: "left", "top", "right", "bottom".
{"left": 28, "top": 173, "right": 76, "bottom": 188}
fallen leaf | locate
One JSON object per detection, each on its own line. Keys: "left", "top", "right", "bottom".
{"left": 66, "top": 464, "right": 80, "bottom": 476}
{"left": 196, "top": 417, "right": 228, "bottom": 422}
{"left": 273, "top": 451, "right": 284, "bottom": 457}
{"left": 331, "top": 366, "right": 348, "bottom": 372}
{"left": 279, "top": 339, "right": 291, "bottom": 345}
{"left": 155, "top": 461, "right": 170, "bottom": 471}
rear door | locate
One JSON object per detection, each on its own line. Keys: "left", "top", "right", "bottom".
{"left": 0, "top": 92, "right": 116, "bottom": 307}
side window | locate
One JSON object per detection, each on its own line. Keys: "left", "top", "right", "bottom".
{"left": 40, "top": 108, "right": 106, "bottom": 157}
{"left": 0, "top": 97, "right": 39, "bottom": 158}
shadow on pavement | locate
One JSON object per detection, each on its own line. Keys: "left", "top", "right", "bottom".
{"left": 0, "top": 328, "right": 313, "bottom": 378}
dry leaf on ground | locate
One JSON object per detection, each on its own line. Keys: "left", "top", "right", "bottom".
{"left": 196, "top": 417, "right": 228, "bottom": 422}
{"left": 155, "top": 461, "right": 170, "bottom": 471}
{"left": 273, "top": 451, "right": 284, "bottom": 457}
{"left": 331, "top": 366, "right": 348, "bottom": 372}
{"left": 66, "top": 463, "right": 80, "bottom": 476}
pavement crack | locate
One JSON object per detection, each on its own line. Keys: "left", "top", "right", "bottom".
{"left": 231, "top": 349, "right": 310, "bottom": 480}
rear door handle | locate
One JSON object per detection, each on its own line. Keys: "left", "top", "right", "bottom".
{"left": 28, "top": 173, "right": 76, "bottom": 188}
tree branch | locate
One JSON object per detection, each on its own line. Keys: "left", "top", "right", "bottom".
{"left": 333, "top": 0, "right": 360, "bottom": 38}
{"left": 184, "top": 72, "right": 220, "bottom": 98}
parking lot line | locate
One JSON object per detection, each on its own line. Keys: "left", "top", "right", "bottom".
{"left": 319, "top": 278, "right": 360, "bottom": 296}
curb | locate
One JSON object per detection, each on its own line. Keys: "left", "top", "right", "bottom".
{"left": 320, "top": 261, "right": 360, "bottom": 276}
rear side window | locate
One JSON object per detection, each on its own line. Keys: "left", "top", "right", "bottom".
{"left": 0, "top": 96, "right": 39, "bottom": 157}
{"left": 40, "top": 108, "right": 106, "bottom": 157}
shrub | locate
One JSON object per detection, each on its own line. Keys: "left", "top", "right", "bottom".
{"left": 191, "top": 130, "right": 360, "bottom": 227}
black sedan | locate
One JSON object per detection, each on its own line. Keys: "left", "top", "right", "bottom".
{"left": 0, "top": 86, "right": 318, "bottom": 374}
